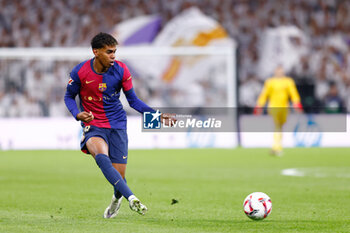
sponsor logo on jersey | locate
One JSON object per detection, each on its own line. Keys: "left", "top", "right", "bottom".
{"left": 84, "top": 96, "right": 102, "bottom": 102}
{"left": 68, "top": 78, "right": 74, "bottom": 85}
{"left": 99, "top": 83, "right": 107, "bottom": 92}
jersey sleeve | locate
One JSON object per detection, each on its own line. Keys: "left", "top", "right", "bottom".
{"left": 64, "top": 68, "right": 81, "bottom": 119}
{"left": 287, "top": 78, "right": 301, "bottom": 104}
{"left": 256, "top": 79, "right": 270, "bottom": 107}
{"left": 119, "top": 63, "right": 155, "bottom": 113}
{"left": 121, "top": 63, "right": 133, "bottom": 92}
{"left": 124, "top": 88, "right": 155, "bottom": 114}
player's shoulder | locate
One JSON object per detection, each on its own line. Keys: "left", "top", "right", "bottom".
{"left": 265, "top": 77, "right": 275, "bottom": 85}
{"left": 114, "top": 60, "right": 129, "bottom": 70}
{"left": 112, "top": 60, "right": 131, "bottom": 79}
{"left": 284, "top": 76, "right": 296, "bottom": 84}
{"left": 70, "top": 59, "right": 91, "bottom": 81}
{"left": 71, "top": 59, "right": 90, "bottom": 75}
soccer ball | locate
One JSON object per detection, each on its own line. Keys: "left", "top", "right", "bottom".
{"left": 243, "top": 192, "right": 272, "bottom": 220}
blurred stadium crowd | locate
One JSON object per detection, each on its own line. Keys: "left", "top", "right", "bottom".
{"left": 0, "top": 0, "right": 349, "bottom": 116}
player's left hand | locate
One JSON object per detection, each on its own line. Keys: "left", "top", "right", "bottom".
{"left": 293, "top": 102, "right": 303, "bottom": 113}
{"left": 160, "top": 113, "right": 177, "bottom": 127}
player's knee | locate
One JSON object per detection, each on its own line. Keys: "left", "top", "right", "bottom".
{"left": 86, "top": 137, "right": 109, "bottom": 156}
{"left": 87, "top": 147, "right": 98, "bottom": 157}
{"left": 87, "top": 147, "right": 109, "bottom": 158}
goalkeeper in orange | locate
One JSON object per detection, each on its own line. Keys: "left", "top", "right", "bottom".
{"left": 254, "top": 65, "right": 303, "bottom": 156}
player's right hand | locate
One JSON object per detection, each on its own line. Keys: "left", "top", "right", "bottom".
{"left": 76, "top": 111, "right": 94, "bottom": 123}
{"left": 161, "top": 113, "right": 177, "bottom": 127}
{"left": 253, "top": 106, "right": 263, "bottom": 115}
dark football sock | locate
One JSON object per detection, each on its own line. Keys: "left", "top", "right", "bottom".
{"left": 95, "top": 154, "right": 133, "bottom": 199}
{"left": 114, "top": 178, "right": 126, "bottom": 199}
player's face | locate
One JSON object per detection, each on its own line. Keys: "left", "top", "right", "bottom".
{"left": 93, "top": 45, "right": 116, "bottom": 69}
{"left": 274, "top": 66, "right": 285, "bottom": 77}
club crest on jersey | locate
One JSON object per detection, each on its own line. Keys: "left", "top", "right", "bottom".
{"left": 98, "top": 83, "right": 107, "bottom": 92}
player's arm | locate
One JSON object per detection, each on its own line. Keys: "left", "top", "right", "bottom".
{"left": 64, "top": 71, "right": 94, "bottom": 122}
{"left": 123, "top": 81, "right": 155, "bottom": 114}
{"left": 288, "top": 79, "right": 303, "bottom": 112}
{"left": 121, "top": 65, "right": 176, "bottom": 125}
{"left": 123, "top": 84, "right": 176, "bottom": 125}
{"left": 64, "top": 71, "right": 81, "bottom": 120}
{"left": 254, "top": 80, "right": 270, "bottom": 115}
{"left": 119, "top": 62, "right": 155, "bottom": 113}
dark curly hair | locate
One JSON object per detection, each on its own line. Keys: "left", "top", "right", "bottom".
{"left": 91, "top": 32, "right": 118, "bottom": 49}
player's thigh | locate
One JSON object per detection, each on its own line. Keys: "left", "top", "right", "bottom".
{"left": 86, "top": 137, "right": 109, "bottom": 157}
{"left": 269, "top": 108, "right": 288, "bottom": 126}
{"left": 109, "top": 129, "right": 128, "bottom": 164}
{"left": 279, "top": 109, "right": 288, "bottom": 125}
{"left": 112, "top": 163, "right": 126, "bottom": 179}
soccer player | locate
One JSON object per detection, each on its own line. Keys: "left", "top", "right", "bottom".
{"left": 254, "top": 65, "right": 303, "bottom": 156}
{"left": 64, "top": 32, "right": 174, "bottom": 218}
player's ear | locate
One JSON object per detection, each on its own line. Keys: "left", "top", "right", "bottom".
{"left": 92, "top": 48, "right": 99, "bottom": 56}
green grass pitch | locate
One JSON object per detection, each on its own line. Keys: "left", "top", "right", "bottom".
{"left": 1, "top": 148, "right": 350, "bottom": 233}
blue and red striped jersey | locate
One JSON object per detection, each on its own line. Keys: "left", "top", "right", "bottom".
{"left": 64, "top": 58, "right": 154, "bottom": 129}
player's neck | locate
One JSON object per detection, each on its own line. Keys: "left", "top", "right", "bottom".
{"left": 93, "top": 58, "right": 108, "bottom": 74}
